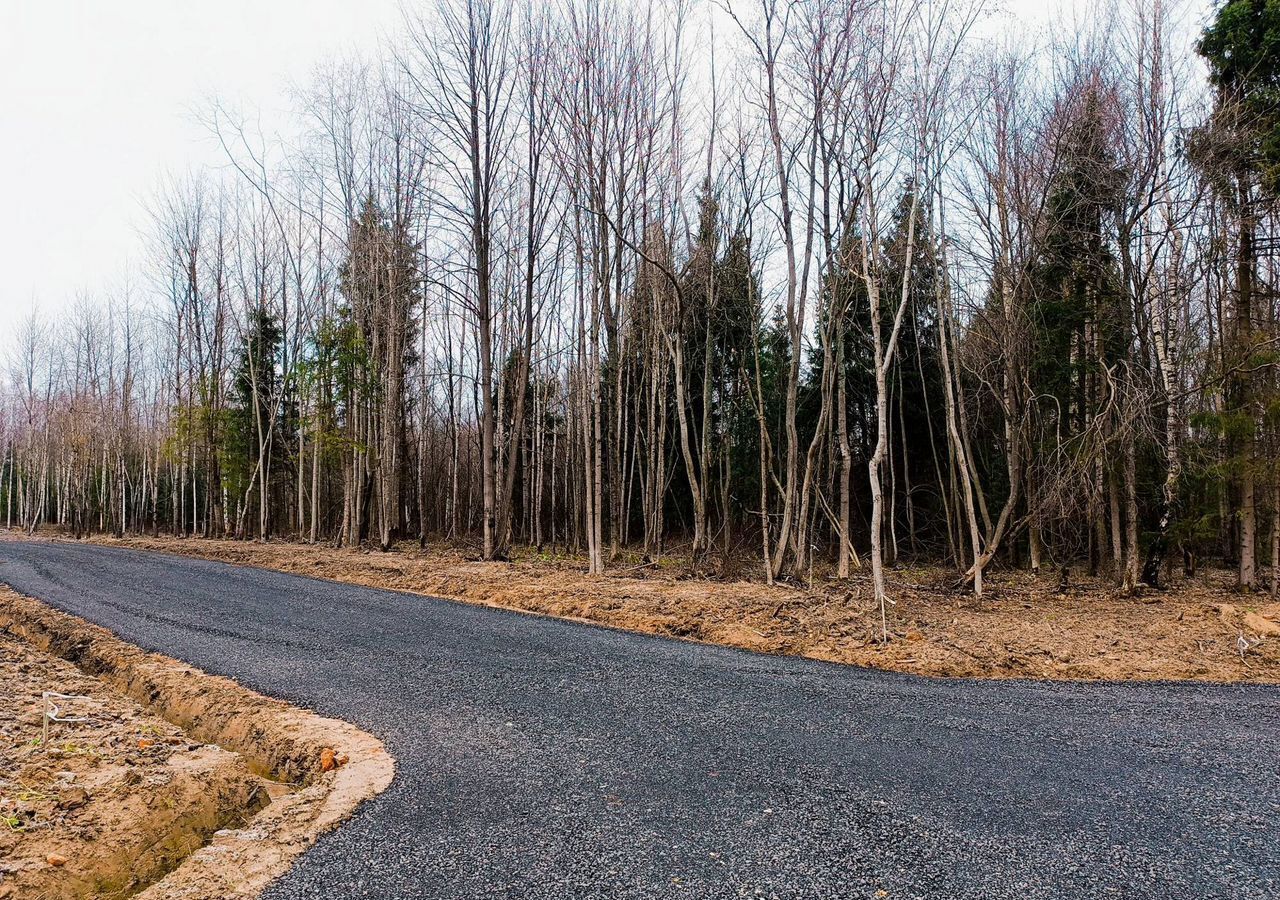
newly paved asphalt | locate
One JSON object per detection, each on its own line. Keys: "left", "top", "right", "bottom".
{"left": 1, "top": 540, "right": 1276, "bottom": 899}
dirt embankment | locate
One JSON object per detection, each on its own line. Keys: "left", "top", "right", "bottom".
{"left": 81, "top": 534, "right": 1280, "bottom": 684}
{"left": 0, "top": 588, "right": 393, "bottom": 899}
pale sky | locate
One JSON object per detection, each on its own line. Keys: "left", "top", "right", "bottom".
{"left": 0, "top": 0, "right": 1209, "bottom": 341}
{"left": 0, "top": 0, "right": 403, "bottom": 338}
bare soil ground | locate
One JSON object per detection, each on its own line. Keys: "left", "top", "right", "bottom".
{"left": 76, "top": 534, "right": 1280, "bottom": 684}
{"left": 0, "top": 587, "right": 393, "bottom": 899}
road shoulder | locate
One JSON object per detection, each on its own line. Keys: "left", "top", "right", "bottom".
{"left": 0, "top": 587, "right": 394, "bottom": 899}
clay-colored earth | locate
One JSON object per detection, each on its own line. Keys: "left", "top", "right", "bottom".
{"left": 0, "top": 587, "right": 393, "bottom": 899}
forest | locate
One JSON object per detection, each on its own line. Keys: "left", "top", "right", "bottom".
{"left": 2, "top": 0, "right": 1278, "bottom": 624}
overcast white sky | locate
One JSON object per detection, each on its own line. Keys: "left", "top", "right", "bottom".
{"left": 0, "top": 0, "right": 403, "bottom": 338}
{"left": 0, "top": 0, "right": 1209, "bottom": 341}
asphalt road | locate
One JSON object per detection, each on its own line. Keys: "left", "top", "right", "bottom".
{"left": 1, "top": 539, "right": 1276, "bottom": 899}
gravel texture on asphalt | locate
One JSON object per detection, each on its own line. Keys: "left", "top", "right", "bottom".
{"left": 1, "top": 539, "right": 1276, "bottom": 899}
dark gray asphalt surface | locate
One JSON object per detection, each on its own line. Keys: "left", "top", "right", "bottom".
{"left": 1, "top": 540, "right": 1277, "bottom": 899}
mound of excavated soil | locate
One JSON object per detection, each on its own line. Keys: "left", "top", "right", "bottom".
{"left": 0, "top": 588, "right": 393, "bottom": 899}
{"left": 82, "top": 534, "right": 1280, "bottom": 684}
{"left": 0, "top": 631, "right": 268, "bottom": 898}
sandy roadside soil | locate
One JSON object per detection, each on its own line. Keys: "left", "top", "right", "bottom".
{"left": 62, "top": 533, "right": 1280, "bottom": 684}
{"left": 0, "top": 587, "right": 393, "bottom": 900}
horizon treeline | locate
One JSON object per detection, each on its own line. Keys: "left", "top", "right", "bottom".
{"left": 2, "top": 0, "right": 1278, "bottom": 612}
